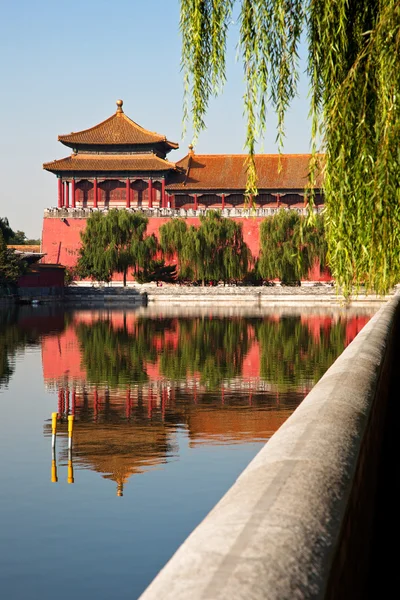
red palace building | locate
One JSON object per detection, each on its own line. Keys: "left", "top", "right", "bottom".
{"left": 42, "top": 100, "right": 325, "bottom": 280}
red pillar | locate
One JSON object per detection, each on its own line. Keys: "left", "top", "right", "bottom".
{"left": 58, "top": 388, "right": 63, "bottom": 415}
{"left": 71, "top": 179, "right": 76, "bottom": 208}
{"left": 277, "top": 193, "right": 280, "bottom": 208}
{"left": 93, "top": 179, "right": 98, "bottom": 208}
{"left": 57, "top": 178, "right": 63, "bottom": 208}
{"left": 148, "top": 179, "right": 153, "bottom": 208}
{"left": 221, "top": 193, "right": 225, "bottom": 209}
{"left": 161, "top": 179, "right": 166, "bottom": 208}
{"left": 126, "top": 178, "right": 131, "bottom": 208}
{"left": 194, "top": 194, "right": 198, "bottom": 210}
{"left": 64, "top": 181, "right": 69, "bottom": 208}
{"left": 65, "top": 387, "right": 70, "bottom": 415}
{"left": 170, "top": 194, "right": 175, "bottom": 209}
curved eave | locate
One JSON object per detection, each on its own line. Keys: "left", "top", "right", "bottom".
{"left": 43, "top": 153, "right": 177, "bottom": 176}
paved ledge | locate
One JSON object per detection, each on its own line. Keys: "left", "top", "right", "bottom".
{"left": 64, "top": 284, "right": 395, "bottom": 307}
{"left": 138, "top": 285, "right": 393, "bottom": 307}
{"left": 138, "top": 294, "right": 400, "bottom": 600}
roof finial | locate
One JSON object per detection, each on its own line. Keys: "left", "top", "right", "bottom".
{"left": 116, "top": 99, "right": 124, "bottom": 114}
{"left": 188, "top": 143, "right": 194, "bottom": 156}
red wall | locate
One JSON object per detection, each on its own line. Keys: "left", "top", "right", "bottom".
{"left": 42, "top": 216, "right": 332, "bottom": 281}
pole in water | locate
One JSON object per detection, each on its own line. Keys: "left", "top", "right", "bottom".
{"left": 67, "top": 415, "right": 74, "bottom": 451}
{"left": 67, "top": 448, "right": 74, "bottom": 484}
{"left": 51, "top": 412, "right": 58, "bottom": 449}
{"left": 51, "top": 445, "right": 58, "bottom": 483}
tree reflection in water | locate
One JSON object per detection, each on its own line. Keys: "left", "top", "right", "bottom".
{"left": 39, "top": 308, "right": 372, "bottom": 493}
{"left": 255, "top": 315, "right": 349, "bottom": 389}
{"left": 0, "top": 307, "right": 43, "bottom": 388}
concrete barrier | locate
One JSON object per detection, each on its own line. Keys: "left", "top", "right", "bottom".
{"left": 138, "top": 294, "right": 400, "bottom": 600}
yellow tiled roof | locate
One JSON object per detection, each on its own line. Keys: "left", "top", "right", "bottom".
{"left": 58, "top": 102, "right": 178, "bottom": 148}
{"left": 167, "top": 154, "right": 325, "bottom": 190}
{"left": 43, "top": 153, "right": 176, "bottom": 173}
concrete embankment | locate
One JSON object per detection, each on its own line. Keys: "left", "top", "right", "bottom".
{"left": 137, "top": 284, "right": 393, "bottom": 307}
{"left": 64, "top": 286, "right": 147, "bottom": 306}
{"left": 63, "top": 283, "right": 394, "bottom": 307}
{"left": 138, "top": 294, "right": 400, "bottom": 600}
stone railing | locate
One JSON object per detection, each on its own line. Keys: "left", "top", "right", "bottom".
{"left": 138, "top": 294, "right": 400, "bottom": 600}
{"left": 43, "top": 206, "right": 323, "bottom": 219}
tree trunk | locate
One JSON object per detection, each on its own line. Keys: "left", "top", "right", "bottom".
{"left": 123, "top": 269, "right": 127, "bottom": 287}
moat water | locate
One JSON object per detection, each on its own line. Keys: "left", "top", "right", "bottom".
{"left": 0, "top": 303, "right": 378, "bottom": 600}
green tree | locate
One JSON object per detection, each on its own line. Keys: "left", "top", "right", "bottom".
{"left": 258, "top": 210, "right": 326, "bottom": 283}
{"left": 77, "top": 210, "right": 157, "bottom": 286}
{"left": 0, "top": 231, "right": 27, "bottom": 289}
{"left": 159, "top": 219, "right": 191, "bottom": 279}
{"left": 179, "top": 1, "right": 400, "bottom": 296}
{"left": 161, "top": 212, "right": 251, "bottom": 284}
{"left": 7, "top": 230, "right": 41, "bottom": 245}
{"left": 8, "top": 230, "right": 27, "bottom": 245}
{"left": 0, "top": 218, "right": 14, "bottom": 244}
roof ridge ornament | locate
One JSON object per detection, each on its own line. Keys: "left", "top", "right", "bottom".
{"left": 116, "top": 99, "right": 124, "bottom": 114}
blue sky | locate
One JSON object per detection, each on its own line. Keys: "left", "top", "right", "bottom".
{"left": 0, "top": 0, "right": 311, "bottom": 238}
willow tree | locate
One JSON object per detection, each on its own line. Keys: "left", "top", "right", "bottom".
{"left": 180, "top": 1, "right": 400, "bottom": 296}
{"left": 77, "top": 210, "right": 157, "bottom": 286}
{"left": 190, "top": 211, "right": 251, "bottom": 283}
{"left": 159, "top": 219, "right": 192, "bottom": 279}
{"left": 258, "top": 210, "right": 326, "bottom": 283}
{"left": 160, "top": 212, "right": 251, "bottom": 282}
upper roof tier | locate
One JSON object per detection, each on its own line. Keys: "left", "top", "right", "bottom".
{"left": 58, "top": 100, "right": 179, "bottom": 156}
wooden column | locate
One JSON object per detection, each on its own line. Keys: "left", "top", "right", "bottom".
{"left": 194, "top": 194, "right": 198, "bottom": 210}
{"left": 64, "top": 181, "right": 69, "bottom": 208}
{"left": 148, "top": 179, "right": 153, "bottom": 208}
{"left": 71, "top": 179, "right": 76, "bottom": 208}
{"left": 126, "top": 178, "right": 131, "bottom": 208}
{"left": 221, "top": 193, "right": 225, "bottom": 210}
{"left": 277, "top": 193, "right": 280, "bottom": 208}
{"left": 57, "top": 177, "right": 63, "bottom": 208}
{"left": 93, "top": 178, "right": 98, "bottom": 208}
{"left": 161, "top": 179, "right": 166, "bottom": 208}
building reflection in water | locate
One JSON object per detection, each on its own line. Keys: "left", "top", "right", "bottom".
{"left": 41, "top": 307, "right": 374, "bottom": 495}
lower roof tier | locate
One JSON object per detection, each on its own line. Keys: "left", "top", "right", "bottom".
{"left": 168, "top": 154, "right": 324, "bottom": 190}
{"left": 43, "top": 153, "right": 176, "bottom": 174}
{"left": 43, "top": 153, "right": 324, "bottom": 191}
